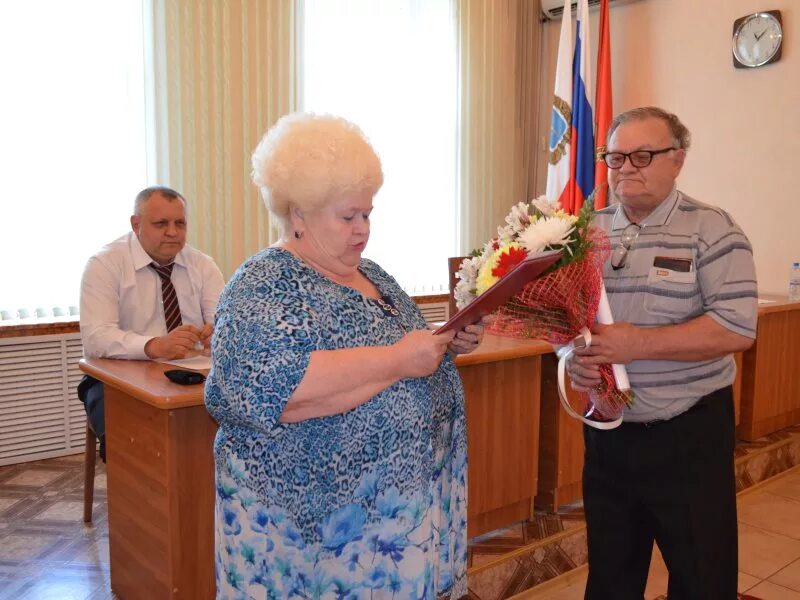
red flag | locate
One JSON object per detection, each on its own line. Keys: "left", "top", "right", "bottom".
{"left": 594, "top": 0, "right": 612, "bottom": 210}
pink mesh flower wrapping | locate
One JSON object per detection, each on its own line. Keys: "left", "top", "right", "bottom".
{"left": 486, "top": 229, "right": 631, "bottom": 419}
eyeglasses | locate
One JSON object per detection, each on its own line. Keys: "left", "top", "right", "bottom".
{"left": 611, "top": 223, "right": 642, "bottom": 270}
{"left": 601, "top": 147, "right": 677, "bottom": 169}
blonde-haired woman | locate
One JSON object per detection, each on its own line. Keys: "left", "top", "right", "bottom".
{"left": 206, "top": 113, "right": 482, "bottom": 599}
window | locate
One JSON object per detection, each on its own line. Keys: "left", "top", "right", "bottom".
{"left": 300, "top": 0, "right": 458, "bottom": 294}
{"left": 0, "top": 1, "right": 148, "bottom": 319}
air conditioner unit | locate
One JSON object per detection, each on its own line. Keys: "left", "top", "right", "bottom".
{"left": 541, "top": 0, "right": 639, "bottom": 21}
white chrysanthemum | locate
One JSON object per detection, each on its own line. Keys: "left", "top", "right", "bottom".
{"left": 519, "top": 215, "right": 577, "bottom": 253}
{"left": 530, "top": 194, "right": 561, "bottom": 218}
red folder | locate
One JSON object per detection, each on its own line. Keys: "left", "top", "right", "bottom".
{"left": 435, "top": 249, "right": 562, "bottom": 335}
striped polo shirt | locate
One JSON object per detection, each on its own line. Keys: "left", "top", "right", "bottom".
{"left": 594, "top": 188, "right": 758, "bottom": 422}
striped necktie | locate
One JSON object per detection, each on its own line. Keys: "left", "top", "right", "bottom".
{"left": 149, "top": 263, "right": 183, "bottom": 332}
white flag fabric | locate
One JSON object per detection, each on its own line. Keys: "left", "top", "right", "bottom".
{"left": 546, "top": 0, "right": 573, "bottom": 203}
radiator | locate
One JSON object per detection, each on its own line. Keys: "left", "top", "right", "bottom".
{"left": 417, "top": 301, "right": 449, "bottom": 323}
{"left": 0, "top": 333, "right": 86, "bottom": 465}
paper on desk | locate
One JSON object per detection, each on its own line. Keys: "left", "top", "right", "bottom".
{"left": 757, "top": 298, "right": 776, "bottom": 305}
{"left": 157, "top": 355, "right": 212, "bottom": 370}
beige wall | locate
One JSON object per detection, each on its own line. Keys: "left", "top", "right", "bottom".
{"left": 538, "top": 0, "right": 800, "bottom": 295}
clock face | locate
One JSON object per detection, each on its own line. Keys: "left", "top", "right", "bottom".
{"left": 733, "top": 12, "right": 783, "bottom": 68}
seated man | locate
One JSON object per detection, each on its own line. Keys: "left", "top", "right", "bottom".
{"left": 78, "top": 186, "right": 224, "bottom": 460}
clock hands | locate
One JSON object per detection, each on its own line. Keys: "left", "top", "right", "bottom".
{"left": 754, "top": 29, "right": 768, "bottom": 41}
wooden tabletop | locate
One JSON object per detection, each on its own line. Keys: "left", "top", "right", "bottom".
{"left": 83, "top": 295, "right": 796, "bottom": 410}
{"left": 756, "top": 294, "right": 800, "bottom": 316}
{"left": 79, "top": 358, "right": 206, "bottom": 410}
{"left": 79, "top": 334, "right": 552, "bottom": 410}
{"left": 453, "top": 334, "right": 552, "bottom": 366}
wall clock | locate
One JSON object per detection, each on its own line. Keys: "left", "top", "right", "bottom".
{"left": 733, "top": 10, "right": 783, "bottom": 68}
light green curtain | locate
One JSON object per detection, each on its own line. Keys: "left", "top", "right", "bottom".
{"left": 147, "top": 0, "right": 298, "bottom": 278}
{"left": 455, "top": 0, "right": 543, "bottom": 254}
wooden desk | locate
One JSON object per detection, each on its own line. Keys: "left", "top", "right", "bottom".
{"left": 81, "top": 335, "right": 548, "bottom": 596}
{"left": 79, "top": 359, "right": 216, "bottom": 600}
{"left": 738, "top": 297, "right": 800, "bottom": 440}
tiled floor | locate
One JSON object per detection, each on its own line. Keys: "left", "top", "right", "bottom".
{"left": 0, "top": 453, "right": 114, "bottom": 600}
{"left": 465, "top": 425, "right": 800, "bottom": 599}
{"left": 2, "top": 427, "right": 800, "bottom": 600}
{"left": 519, "top": 465, "right": 800, "bottom": 600}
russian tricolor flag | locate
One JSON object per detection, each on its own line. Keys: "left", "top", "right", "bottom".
{"left": 547, "top": 0, "right": 595, "bottom": 216}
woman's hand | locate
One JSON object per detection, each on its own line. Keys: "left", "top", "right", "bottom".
{"left": 394, "top": 329, "right": 455, "bottom": 378}
{"left": 448, "top": 321, "right": 485, "bottom": 355}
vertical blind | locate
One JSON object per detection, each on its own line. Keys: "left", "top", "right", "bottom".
{"left": 456, "top": 0, "right": 543, "bottom": 255}
{"left": 150, "top": 0, "right": 297, "bottom": 279}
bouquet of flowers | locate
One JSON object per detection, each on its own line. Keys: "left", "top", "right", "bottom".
{"left": 454, "top": 194, "right": 633, "bottom": 428}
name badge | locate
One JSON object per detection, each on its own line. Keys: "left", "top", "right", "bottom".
{"left": 653, "top": 256, "right": 693, "bottom": 272}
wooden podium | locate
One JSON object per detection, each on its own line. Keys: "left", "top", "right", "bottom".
{"left": 458, "top": 335, "right": 550, "bottom": 537}
{"left": 80, "top": 335, "right": 548, "bottom": 597}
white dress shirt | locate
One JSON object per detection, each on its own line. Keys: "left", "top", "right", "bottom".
{"left": 80, "top": 232, "right": 225, "bottom": 359}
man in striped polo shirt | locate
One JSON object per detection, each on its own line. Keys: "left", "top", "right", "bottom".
{"left": 568, "top": 107, "right": 757, "bottom": 599}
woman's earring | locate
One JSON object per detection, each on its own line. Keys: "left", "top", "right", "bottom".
{"left": 294, "top": 231, "right": 303, "bottom": 240}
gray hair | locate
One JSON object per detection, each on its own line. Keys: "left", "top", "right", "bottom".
{"left": 133, "top": 186, "right": 186, "bottom": 216}
{"left": 607, "top": 106, "right": 691, "bottom": 151}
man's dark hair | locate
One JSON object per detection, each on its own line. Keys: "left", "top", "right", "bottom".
{"left": 606, "top": 106, "right": 691, "bottom": 151}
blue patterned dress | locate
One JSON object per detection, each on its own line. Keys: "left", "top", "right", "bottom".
{"left": 205, "top": 248, "right": 467, "bottom": 600}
